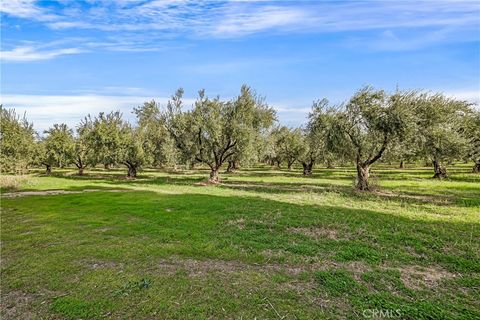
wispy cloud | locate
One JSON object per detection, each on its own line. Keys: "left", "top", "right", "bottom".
{"left": 0, "top": 45, "right": 84, "bottom": 62}
{"left": 0, "top": 37, "right": 182, "bottom": 63}
{"left": 2, "top": 1, "right": 479, "bottom": 37}
{"left": 1, "top": 0, "right": 478, "bottom": 62}
{"left": 0, "top": 0, "right": 57, "bottom": 21}
{"left": 208, "top": 5, "right": 311, "bottom": 37}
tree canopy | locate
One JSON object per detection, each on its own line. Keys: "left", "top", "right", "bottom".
{"left": 0, "top": 106, "right": 36, "bottom": 174}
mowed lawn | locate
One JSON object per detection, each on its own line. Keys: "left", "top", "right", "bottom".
{"left": 1, "top": 165, "right": 479, "bottom": 319}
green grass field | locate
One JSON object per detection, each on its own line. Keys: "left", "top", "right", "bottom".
{"left": 1, "top": 165, "right": 479, "bottom": 319}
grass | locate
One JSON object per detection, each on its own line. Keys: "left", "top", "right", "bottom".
{"left": 1, "top": 164, "right": 479, "bottom": 319}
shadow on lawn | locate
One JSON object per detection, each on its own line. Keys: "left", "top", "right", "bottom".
{"left": 3, "top": 190, "right": 479, "bottom": 274}
{"left": 38, "top": 166, "right": 480, "bottom": 208}
{"left": 2, "top": 189, "right": 479, "bottom": 319}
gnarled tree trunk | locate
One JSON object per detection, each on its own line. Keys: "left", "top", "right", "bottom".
{"left": 302, "top": 161, "right": 314, "bottom": 176}
{"left": 127, "top": 166, "right": 137, "bottom": 178}
{"left": 125, "top": 161, "right": 138, "bottom": 178}
{"left": 433, "top": 159, "right": 447, "bottom": 179}
{"left": 356, "top": 163, "right": 370, "bottom": 191}
{"left": 209, "top": 168, "right": 219, "bottom": 183}
{"left": 226, "top": 160, "right": 238, "bottom": 173}
{"left": 472, "top": 160, "right": 480, "bottom": 173}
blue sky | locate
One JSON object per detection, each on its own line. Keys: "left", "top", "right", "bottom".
{"left": 1, "top": 0, "right": 479, "bottom": 131}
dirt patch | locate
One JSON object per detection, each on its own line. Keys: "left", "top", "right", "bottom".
{"left": 0, "top": 289, "right": 61, "bottom": 320}
{"left": 1, "top": 189, "right": 129, "bottom": 199}
{"left": 397, "top": 265, "right": 456, "bottom": 290}
{"left": 0, "top": 290, "right": 36, "bottom": 320}
{"left": 289, "top": 226, "right": 340, "bottom": 240}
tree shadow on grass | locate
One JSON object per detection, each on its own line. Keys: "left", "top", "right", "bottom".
{"left": 28, "top": 166, "right": 480, "bottom": 209}
{"left": 2, "top": 190, "right": 479, "bottom": 319}
{"left": 3, "top": 190, "right": 479, "bottom": 271}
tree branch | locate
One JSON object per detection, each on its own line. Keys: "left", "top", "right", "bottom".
{"left": 366, "top": 134, "right": 388, "bottom": 166}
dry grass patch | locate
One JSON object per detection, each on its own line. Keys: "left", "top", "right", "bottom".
{"left": 226, "top": 218, "right": 246, "bottom": 229}
{"left": 397, "top": 265, "right": 457, "bottom": 290}
{"left": 0, "top": 175, "right": 30, "bottom": 192}
{"left": 289, "top": 226, "right": 340, "bottom": 240}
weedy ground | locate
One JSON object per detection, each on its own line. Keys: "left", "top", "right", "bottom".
{"left": 1, "top": 164, "right": 479, "bottom": 319}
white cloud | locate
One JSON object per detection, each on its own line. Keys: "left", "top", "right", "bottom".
{"left": 0, "top": 46, "right": 84, "bottom": 62}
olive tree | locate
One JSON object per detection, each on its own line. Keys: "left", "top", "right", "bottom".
{"left": 224, "top": 87, "right": 276, "bottom": 173}
{"left": 330, "top": 87, "right": 410, "bottom": 190}
{"left": 134, "top": 100, "right": 178, "bottom": 169}
{"left": 0, "top": 106, "right": 36, "bottom": 174}
{"left": 188, "top": 85, "right": 275, "bottom": 182}
{"left": 299, "top": 98, "right": 342, "bottom": 176}
{"left": 72, "top": 118, "right": 97, "bottom": 175}
{"left": 40, "top": 123, "right": 75, "bottom": 174}
{"left": 120, "top": 125, "right": 149, "bottom": 178}
{"left": 272, "top": 126, "right": 304, "bottom": 170}
{"left": 463, "top": 109, "right": 480, "bottom": 173}
{"left": 414, "top": 93, "right": 471, "bottom": 179}
{"left": 85, "top": 111, "right": 126, "bottom": 169}
{"left": 263, "top": 129, "right": 284, "bottom": 168}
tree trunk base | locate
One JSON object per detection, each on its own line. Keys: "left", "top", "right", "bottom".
{"left": 433, "top": 161, "right": 447, "bottom": 179}
{"left": 45, "top": 165, "right": 52, "bottom": 175}
{"left": 208, "top": 169, "right": 219, "bottom": 184}
{"left": 302, "top": 162, "right": 314, "bottom": 176}
{"left": 127, "top": 166, "right": 137, "bottom": 178}
{"left": 356, "top": 164, "right": 370, "bottom": 191}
